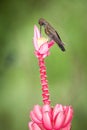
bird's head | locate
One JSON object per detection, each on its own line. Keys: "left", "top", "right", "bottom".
{"left": 38, "top": 18, "right": 47, "bottom": 26}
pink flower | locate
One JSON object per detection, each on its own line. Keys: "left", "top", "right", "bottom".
{"left": 28, "top": 25, "right": 74, "bottom": 130}
{"left": 29, "top": 104, "right": 73, "bottom": 130}
{"left": 33, "top": 25, "right": 55, "bottom": 58}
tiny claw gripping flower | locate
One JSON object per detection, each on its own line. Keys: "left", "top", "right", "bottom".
{"left": 29, "top": 104, "right": 73, "bottom": 130}
{"left": 33, "top": 25, "right": 55, "bottom": 58}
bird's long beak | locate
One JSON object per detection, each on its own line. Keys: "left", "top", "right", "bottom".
{"left": 40, "top": 26, "right": 41, "bottom": 37}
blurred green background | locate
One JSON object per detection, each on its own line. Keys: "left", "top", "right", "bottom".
{"left": 0, "top": 0, "right": 87, "bottom": 130}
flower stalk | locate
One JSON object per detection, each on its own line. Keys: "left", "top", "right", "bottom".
{"left": 38, "top": 55, "right": 50, "bottom": 105}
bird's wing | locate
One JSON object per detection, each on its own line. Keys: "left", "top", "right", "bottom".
{"left": 47, "top": 24, "right": 62, "bottom": 40}
{"left": 46, "top": 24, "right": 65, "bottom": 51}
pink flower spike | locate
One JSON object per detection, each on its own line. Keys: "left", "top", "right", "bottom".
{"left": 29, "top": 104, "right": 73, "bottom": 130}
{"left": 33, "top": 25, "right": 55, "bottom": 58}
{"left": 29, "top": 25, "right": 74, "bottom": 130}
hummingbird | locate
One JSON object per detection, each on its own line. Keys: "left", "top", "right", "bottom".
{"left": 38, "top": 18, "right": 65, "bottom": 51}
